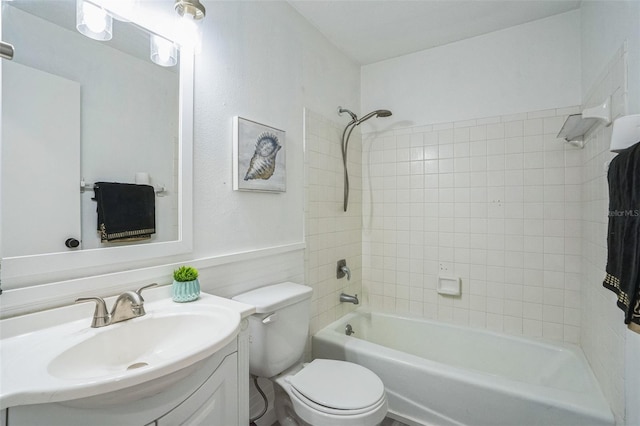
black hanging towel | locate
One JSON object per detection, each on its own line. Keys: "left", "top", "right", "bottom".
{"left": 93, "top": 182, "right": 156, "bottom": 242}
{"left": 603, "top": 142, "right": 640, "bottom": 333}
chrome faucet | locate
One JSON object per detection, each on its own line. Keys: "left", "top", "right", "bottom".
{"left": 339, "top": 293, "right": 359, "bottom": 305}
{"left": 76, "top": 283, "right": 158, "bottom": 328}
{"left": 337, "top": 259, "right": 351, "bottom": 281}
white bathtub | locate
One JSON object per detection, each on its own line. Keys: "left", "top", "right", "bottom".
{"left": 312, "top": 311, "right": 614, "bottom": 426}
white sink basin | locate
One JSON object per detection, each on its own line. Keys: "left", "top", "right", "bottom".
{"left": 48, "top": 311, "right": 236, "bottom": 381}
{"left": 0, "top": 291, "right": 253, "bottom": 409}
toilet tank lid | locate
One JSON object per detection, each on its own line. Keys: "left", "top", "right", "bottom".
{"left": 232, "top": 282, "right": 313, "bottom": 313}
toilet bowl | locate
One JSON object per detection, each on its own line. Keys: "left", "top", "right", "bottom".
{"left": 232, "top": 282, "right": 388, "bottom": 426}
{"left": 273, "top": 359, "right": 388, "bottom": 426}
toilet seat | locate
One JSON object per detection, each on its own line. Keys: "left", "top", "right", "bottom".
{"left": 286, "top": 359, "right": 385, "bottom": 411}
{"left": 290, "top": 385, "right": 387, "bottom": 415}
{"left": 277, "top": 359, "right": 388, "bottom": 425}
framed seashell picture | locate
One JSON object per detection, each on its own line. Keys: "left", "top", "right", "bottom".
{"left": 233, "top": 116, "right": 286, "bottom": 192}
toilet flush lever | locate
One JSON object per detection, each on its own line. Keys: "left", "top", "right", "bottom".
{"left": 262, "top": 313, "right": 278, "bottom": 324}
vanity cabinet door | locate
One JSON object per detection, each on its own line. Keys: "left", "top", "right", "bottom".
{"left": 156, "top": 354, "right": 238, "bottom": 426}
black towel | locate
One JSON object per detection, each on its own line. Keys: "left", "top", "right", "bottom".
{"left": 603, "top": 141, "right": 640, "bottom": 333}
{"left": 93, "top": 182, "right": 156, "bottom": 242}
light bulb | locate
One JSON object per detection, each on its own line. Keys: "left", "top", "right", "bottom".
{"left": 76, "top": 0, "right": 113, "bottom": 41}
{"left": 83, "top": 1, "right": 107, "bottom": 33}
{"left": 176, "top": 14, "right": 202, "bottom": 53}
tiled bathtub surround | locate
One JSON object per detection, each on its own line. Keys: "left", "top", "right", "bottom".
{"left": 304, "top": 109, "right": 363, "bottom": 345}
{"left": 362, "top": 107, "right": 583, "bottom": 343}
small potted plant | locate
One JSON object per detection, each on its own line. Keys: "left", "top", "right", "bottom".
{"left": 172, "top": 265, "right": 200, "bottom": 302}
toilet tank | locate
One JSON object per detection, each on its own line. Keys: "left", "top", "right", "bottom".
{"left": 233, "top": 282, "right": 313, "bottom": 378}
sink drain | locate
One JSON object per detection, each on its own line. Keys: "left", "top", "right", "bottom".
{"left": 127, "top": 362, "right": 149, "bottom": 370}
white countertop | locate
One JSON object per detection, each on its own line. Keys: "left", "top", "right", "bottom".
{"left": 0, "top": 288, "right": 255, "bottom": 408}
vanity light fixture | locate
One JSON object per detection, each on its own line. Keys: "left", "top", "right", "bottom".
{"left": 174, "top": 0, "right": 206, "bottom": 20}
{"left": 76, "top": 0, "right": 113, "bottom": 41}
{"left": 174, "top": 0, "right": 205, "bottom": 52}
{"left": 150, "top": 34, "right": 178, "bottom": 67}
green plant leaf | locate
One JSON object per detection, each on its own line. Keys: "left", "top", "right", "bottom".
{"left": 173, "top": 265, "right": 199, "bottom": 282}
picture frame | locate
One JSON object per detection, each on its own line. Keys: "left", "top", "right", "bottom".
{"left": 233, "top": 116, "right": 286, "bottom": 192}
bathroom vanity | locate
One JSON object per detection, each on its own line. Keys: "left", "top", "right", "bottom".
{"left": 0, "top": 288, "right": 254, "bottom": 426}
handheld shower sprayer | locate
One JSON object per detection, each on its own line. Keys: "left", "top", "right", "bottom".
{"left": 338, "top": 106, "right": 392, "bottom": 212}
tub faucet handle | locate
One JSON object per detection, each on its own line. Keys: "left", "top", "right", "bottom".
{"left": 337, "top": 259, "right": 351, "bottom": 280}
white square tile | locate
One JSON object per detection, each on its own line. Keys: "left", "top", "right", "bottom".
{"left": 424, "top": 145, "right": 439, "bottom": 160}
{"left": 524, "top": 119, "right": 543, "bottom": 136}
{"left": 523, "top": 319, "right": 543, "bottom": 337}
{"left": 454, "top": 127, "right": 470, "bottom": 143}
{"left": 486, "top": 123, "right": 505, "bottom": 139}
{"left": 505, "top": 121, "right": 524, "bottom": 138}
{"left": 542, "top": 322, "right": 563, "bottom": 341}
{"left": 504, "top": 170, "right": 524, "bottom": 186}
{"left": 524, "top": 152, "right": 544, "bottom": 169}
{"left": 438, "top": 129, "right": 454, "bottom": 144}
{"left": 487, "top": 155, "right": 506, "bottom": 171}
{"left": 523, "top": 135, "right": 544, "bottom": 152}
{"left": 470, "top": 156, "right": 487, "bottom": 171}
{"left": 439, "top": 144, "right": 454, "bottom": 158}
{"left": 524, "top": 169, "right": 544, "bottom": 185}
{"left": 454, "top": 158, "right": 471, "bottom": 173}
{"left": 424, "top": 160, "right": 439, "bottom": 174}
{"left": 410, "top": 147, "right": 424, "bottom": 161}
{"left": 487, "top": 139, "right": 506, "bottom": 155}
{"left": 470, "top": 126, "right": 487, "bottom": 141}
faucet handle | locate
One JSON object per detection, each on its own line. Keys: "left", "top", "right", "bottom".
{"left": 135, "top": 283, "right": 158, "bottom": 300}
{"left": 75, "top": 297, "right": 110, "bottom": 328}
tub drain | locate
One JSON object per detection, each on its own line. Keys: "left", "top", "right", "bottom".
{"left": 127, "top": 362, "right": 148, "bottom": 370}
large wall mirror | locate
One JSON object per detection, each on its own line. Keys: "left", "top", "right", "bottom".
{"left": 1, "top": 0, "right": 194, "bottom": 289}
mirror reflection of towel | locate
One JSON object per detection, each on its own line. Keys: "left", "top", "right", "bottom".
{"left": 603, "top": 142, "right": 640, "bottom": 333}
{"left": 93, "top": 182, "right": 156, "bottom": 242}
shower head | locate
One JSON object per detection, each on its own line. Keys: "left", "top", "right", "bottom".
{"left": 338, "top": 107, "right": 392, "bottom": 125}
{"left": 356, "top": 109, "right": 393, "bottom": 125}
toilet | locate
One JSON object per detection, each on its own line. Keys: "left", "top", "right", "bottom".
{"left": 233, "top": 282, "right": 387, "bottom": 426}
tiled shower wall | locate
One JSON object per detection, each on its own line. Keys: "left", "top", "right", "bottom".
{"left": 304, "top": 109, "right": 363, "bottom": 352}
{"left": 580, "top": 45, "right": 627, "bottom": 423}
{"left": 362, "top": 107, "right": 583, "bottom": 343}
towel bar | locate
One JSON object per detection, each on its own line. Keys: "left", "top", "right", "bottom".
{"left": 80, "top": 180, "right": 167, "bottom": 196}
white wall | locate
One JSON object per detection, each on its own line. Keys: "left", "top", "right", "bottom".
{"left": 580, "top": 2, "right": 640, "bottom": 424}
{"left": 581, "top": 1, "right": 640, "bottom": 116}
{"left": 361, "top": 11, "right": 581, "bottom": 130}
{"left": 191, "top": 1, "right": 359, "bottom": 257}
{"left": 0, "top": 2, "right": 360, "bottom": 317}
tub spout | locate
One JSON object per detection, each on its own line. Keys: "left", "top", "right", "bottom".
{"left": 340, "top": 293, "right": 359, "bottom": 305}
